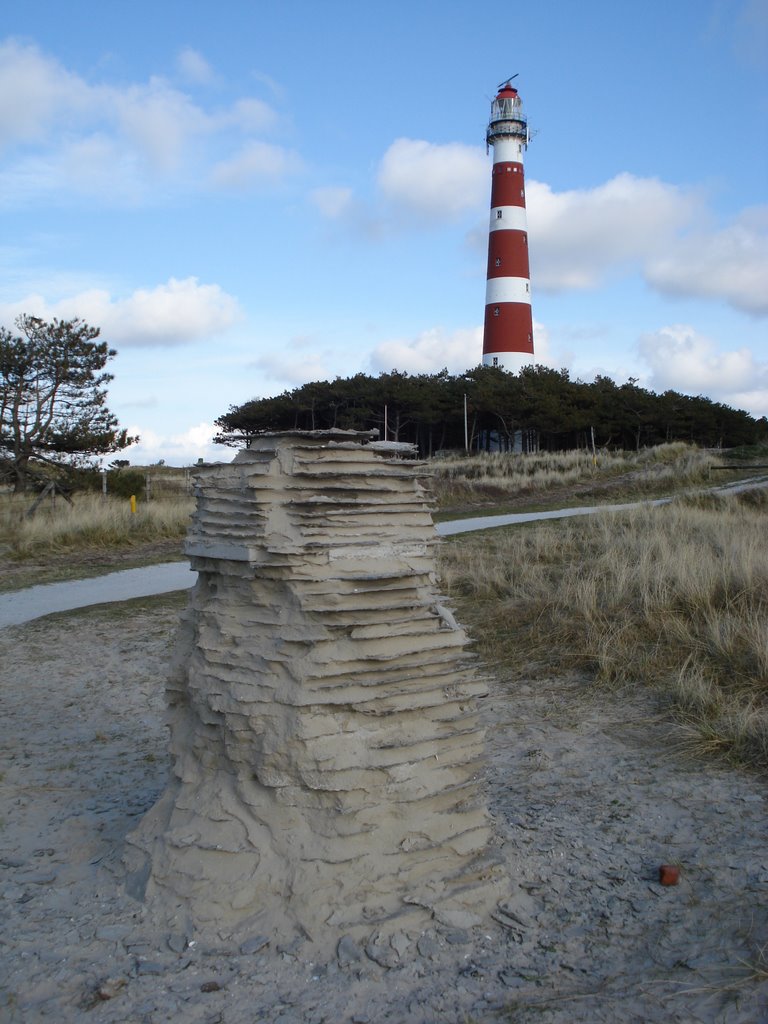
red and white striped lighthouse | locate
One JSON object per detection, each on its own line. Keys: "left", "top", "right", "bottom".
{"left": 482, "top": 78, "right": 534, "bottom": 370}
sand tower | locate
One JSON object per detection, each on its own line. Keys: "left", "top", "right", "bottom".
{"left": 126, "top": 431, "right": 503, "bottom": 951}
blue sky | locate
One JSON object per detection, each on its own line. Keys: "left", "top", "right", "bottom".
{"left": 1, "top": 0, "right": 766, "bottom": 464}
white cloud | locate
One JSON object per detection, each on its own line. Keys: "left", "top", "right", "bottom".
{"left": 377, "top": 138, "right": 487, "bottom": 220}
{"left": 105, "top": 277, "right": 242, "bottom": 344}
{"left": 310, "top": 185, "right": 354, "bottom": 219}
{"left": 638, "top": 323, "right": 768, "bottom": 415}
{"left": 529, "top": 321, "right": 554, "bottom": 367}
{"left": 249, "top": 336, "right": 334, "bottom": 385}
{"left": 115, "top": 77, "right": 209, "bottom": 173}
{"left": 370, "top": 149, "right": 762, "bottom": 327}
{"left": 0, "top": 37, "right": 286, "bottom": 202}
{"left": 643, "top": 206, "right": 768, "bottom": 317}
{"left": 370, "top": 321, "right": 555, "bottom": 376}
{"left": 224, "top": 97, "right": 278, "bottom": 134}
{"left": 0, "top": 39, "right": 91, "bottom": 148}
{"left": 720, "top": 388, "right": 768, "bottom": 418}
{"left": 0, "top": 276, "right": 242, "bottom": 346}
{"left": 527, "top": 173, "right": 699, "bottom": 291}
{"left": 61, "top": 134, "right": 154, "bottom": 205}
{"left": 522, "top": 175, "right": 768, "bottom": 317}
{"left": 176, "top": 48, "right": 214, "bottom": 85}
{"left": 371, "top": 326, "right": 482, "bottom": 375}
{"left": 316, "top": 138, "right": 487, "bottom": 237}
{"left": 322, "top": 142, "right": 767, "bottom": 328}
{"left": 122, "top": 421, "right": 232, "bottom": 466}
{"left": 211, "top": 141, "right": 298, "bottom": 188}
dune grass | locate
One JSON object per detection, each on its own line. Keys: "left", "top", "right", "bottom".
{"left": 0, "top": 492, "right": 193, "bottom": 559}
{"left": 3, "top": 442, "right": 766, "bottom": 766}
{"left": 438, "top": 486, "right": 768, "bottom": 770}
{"left": 0, "top": 442, "right": 725, "bottom": 559}
{"left": 430, "top": 441, "right": 720, "bottom": 511}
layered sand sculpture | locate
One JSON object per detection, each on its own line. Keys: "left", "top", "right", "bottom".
{"left": 126, "top": 431, "right": 503, "bottom": 949}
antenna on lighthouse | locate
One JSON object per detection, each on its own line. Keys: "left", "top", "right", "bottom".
{"left": 481, "top": 79, "right": 534, "bottom": 373}
{"left": 497, "top": 73, "right": 518, "bottom": 89}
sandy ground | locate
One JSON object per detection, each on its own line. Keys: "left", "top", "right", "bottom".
{"left": 1, "top": 595, "right": 767, "bottom": 1023}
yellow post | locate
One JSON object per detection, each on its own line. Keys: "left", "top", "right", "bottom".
{"left": 130, "top": 494, "right": 137, "bottom": 514}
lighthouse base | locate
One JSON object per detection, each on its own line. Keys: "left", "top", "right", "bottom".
{"left": 482, "top": 351, "right": 534, "bottom": 373}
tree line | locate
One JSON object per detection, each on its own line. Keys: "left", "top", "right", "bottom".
{"left": 3, "top": 314, "right": 764, "bottom": 497}
{"left": 215, "top": 365, "right": 766, "bottom": 456}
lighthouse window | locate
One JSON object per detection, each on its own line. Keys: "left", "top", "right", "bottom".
{"left": 520, "top": 189, "right": 524, "bottom": 198}
{"left": 493, "top": 307, "right": 500, "bottom": 317}
{"left": 496, "top": 210, "right": 503, "bottom": 219}
{"left": 495, "top": 258, "right": 501, "bottom": 267}
{"left": 492, "top": 357, "right": 499, "bottom": 367}
{"left": 525, "top": 282, "right": 529, "bottom": 292}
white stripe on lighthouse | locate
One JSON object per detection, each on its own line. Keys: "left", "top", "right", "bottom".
{"left": 482, "top": 350, "right": 532, "bottom": 371}
{"left": 489, "top": 206, "right": 528, "bottom": 232}
{"left": 485, "top": 277, "right": 532, "bottom": 305}
{"left": 491, "top": 139, "right": 526, "bottom": 163}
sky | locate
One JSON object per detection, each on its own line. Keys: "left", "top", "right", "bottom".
{"left": 1, "top": 0, "right": 766, "bottom": 465}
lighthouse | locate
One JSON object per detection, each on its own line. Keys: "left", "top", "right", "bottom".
{"left": 482, "top": 77, "right": 534, "bottom": 370}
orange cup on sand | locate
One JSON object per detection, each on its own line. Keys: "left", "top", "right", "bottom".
{"left": 659, "top": 864, "right": 680, "bottom": 886}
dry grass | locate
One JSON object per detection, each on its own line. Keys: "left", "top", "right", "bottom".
{"left": 438, "top": 487, "right": 768, "bottom": 769}
{"left": 3, "top": 442, "right": 767, "bottom": 767}
{"left": 0, "top": 492, "right": 193, "bottom": 559}
{"left": 0, "top": 443, "right": 721, "bottom": 557}
{"left": 430, "top": 440, "right": 720, "bottom": 507}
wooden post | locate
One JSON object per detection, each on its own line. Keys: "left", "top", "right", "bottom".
{"left": 26, "top": 481, "right": 73, "bottom": 518}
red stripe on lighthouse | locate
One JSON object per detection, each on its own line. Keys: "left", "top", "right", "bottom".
{"left": 486, "top": 230, "right": 530, "bottom": 279}
{"left": 483, "top": 304, "right": 534, "bottom": 356}
{"left": 490, "top": 164, "right": 526, "bottom": 208}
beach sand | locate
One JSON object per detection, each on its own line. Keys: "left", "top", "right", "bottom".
{"left": 1, "top": 594, "right": 767, "bottom": 1023}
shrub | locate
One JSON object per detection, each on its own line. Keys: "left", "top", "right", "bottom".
{"left": 106, "top": 469, "right": 146, "bottom": 500}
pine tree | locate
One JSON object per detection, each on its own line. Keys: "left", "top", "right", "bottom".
{"left": 0, "top": 315, "right": 136, "bottom": 491}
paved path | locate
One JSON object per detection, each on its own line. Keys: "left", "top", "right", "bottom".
{"left": 0, "top": 562, "right": 193, "bottom": 628}
{"left": 433, "top": 472, "right": 768, "bottom": 535}
{"left": 2, "top": 475, "right": 766, "bottom": 629}
{"left": 435, "top": 497, "right": 674, "bottom": 536}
